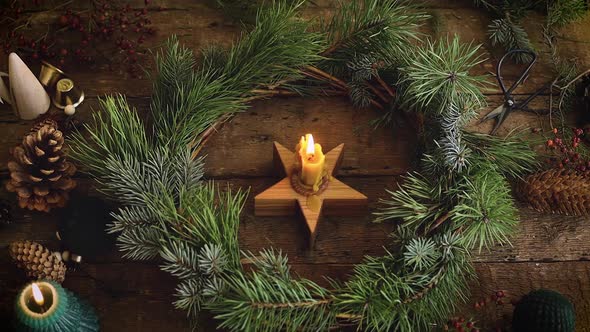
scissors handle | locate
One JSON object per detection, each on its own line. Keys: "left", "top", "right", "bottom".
{"left": 496, "top": 50, "right": 537, "bottom": 99}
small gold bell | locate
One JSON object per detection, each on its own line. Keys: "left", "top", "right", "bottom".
{"left": 52, "top": 78, "right": 84, "bottom": 111}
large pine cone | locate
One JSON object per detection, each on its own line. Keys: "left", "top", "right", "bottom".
{"left": 6, "top": 119, "right": 76, "bottom": 212}
{"left": 516, "top": 168, "right": 590, "bottom": 216}
{"left": 9, "top": 240, "right": 66, "bottom": 283}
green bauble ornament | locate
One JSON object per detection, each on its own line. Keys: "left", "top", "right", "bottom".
{"left": 512, "top": 289, "right": 575, "bottom": 332}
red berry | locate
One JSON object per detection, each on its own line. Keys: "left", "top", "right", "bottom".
{"left": 466, "top": 322, "right": 474, "bottom": 328}
{"left": 60, "top": 48, "right": 68, "bottom": 56}
{"left": 553, "top": 128, "right": 558, "bottom": 134}
{"left": 547, "top": 139, "right": 554, "bottom": 147}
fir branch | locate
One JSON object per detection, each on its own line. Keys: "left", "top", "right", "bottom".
{"left": 547, "top": 0, "right": 587, "bottom": 28}
{"left": 109, "top": 205, "right": 158, "bottom": 234}
{"left": 160, "top": 240, "right": 202, "bottom": 280}
{"left": 404, "top": 238, "right": 441, "bottom": 271}
{"left": 488, "top": 17, "right": 534, "bottom": 63}
{"left": 117, "top": 228, "right": 163, "bottom": 260}
{"left": 174, "top": 278, "right": 204, "bottom": 317}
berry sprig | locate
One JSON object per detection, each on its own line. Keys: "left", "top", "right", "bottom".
{"left": 542, "top": 127, "right": 589, "bottom": 171}
{"left": 444, "top": 316, "right": 481, "bottom": 332}
{"left": 441, "top": 290, "right": 509, "bottom": 332}
{"left": 1, "top": 0, "right": 160, "bottom": 78}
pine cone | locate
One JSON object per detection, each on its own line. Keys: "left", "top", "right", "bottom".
{"left": 6, "top": 119, "right": 76, "bottom": 212}
{"left": 8, "top": 240, "right": 66, "bottom": 283}
{"left": 516, "top": 168, "right": 590, "bottom": 216}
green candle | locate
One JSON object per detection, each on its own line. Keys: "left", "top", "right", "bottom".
{"left": 14, "top": 280, "right": 99, "bottom": 332}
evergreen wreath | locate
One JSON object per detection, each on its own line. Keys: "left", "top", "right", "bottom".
{"left": 69, "top": 1, "right": 538, "bottom": 331}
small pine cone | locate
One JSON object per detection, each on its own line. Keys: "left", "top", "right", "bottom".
{"left": 516, "top": 168, "right": 590, "bottom": 216}
{"left": 8, "top": 240, "right": 66, "bottom": 283}
{"left": 5, "top": 120, "right": 76, "bottom": 212}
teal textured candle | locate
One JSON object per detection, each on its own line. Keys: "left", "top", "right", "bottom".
{"left": 14, "top": 280, "right": 99, "bottom": 332}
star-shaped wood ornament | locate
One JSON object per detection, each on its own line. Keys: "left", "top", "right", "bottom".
{"left": 255, "top": 142, "right": 368, "bottom": 247}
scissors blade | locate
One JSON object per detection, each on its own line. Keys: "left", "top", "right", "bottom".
{"left": 480, "top": 104, "right": 506, "bottom": 123}
{"left": 490, "top": 106, "right": 511, "bottom": 135}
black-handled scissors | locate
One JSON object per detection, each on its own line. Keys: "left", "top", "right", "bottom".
{"left": 480, "top": 49, "right": 550, "bottom": 135}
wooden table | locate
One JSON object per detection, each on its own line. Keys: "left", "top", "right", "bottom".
{"left": 1, "top": 1, "right": 590, "bottom": 331}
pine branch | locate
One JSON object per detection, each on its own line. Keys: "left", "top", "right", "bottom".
{"left": 451, "top": 164, "right": 519, "bottom": 252}
{"left": 322, "top": 0, "right": 427, "bottom": 73}
{"left": 207, "top": 250, "right": 337, "bottom": 332}
{"left": 464, "top": 131, "right": 538, "bottom": 179}
{"left": 374, "top": 172, "right": 446, "bottom": 231}
{"left": 333, "top": 233, "right": 472, "bottom": 331}
{"left": 401, "top": 35, "right": 488, "bottom": 115}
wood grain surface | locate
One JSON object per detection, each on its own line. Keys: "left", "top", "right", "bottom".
{"left": 1, "top": 1, "right": 590, "bottom": 331}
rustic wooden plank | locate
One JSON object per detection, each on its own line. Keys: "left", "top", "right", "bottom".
{"left": 468, "top": 261, "right": 590, "bottom": 331}
{"left": 11, "top": 0, "right": 472, "bottom": 11}
{"left": 3, "top": 175, "right": 590, "bottom": 266}
{"left": 1, "top": 6, "right": 588, "bottom": 97}
{"left": 0, "top": 95, "right": 419, "bottom": 177}
{"left": 2, "top": 257, "right": 590, "bottom": 331}
{"left": 0, "top": 93, "right": 554, "bottom": 178}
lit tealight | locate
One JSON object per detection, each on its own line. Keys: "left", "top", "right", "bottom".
{"left": 305, "top": 134, "right": 315, "bottom": 156}
{"left": 32, "top": 283, "right": 44, "bottom": 306}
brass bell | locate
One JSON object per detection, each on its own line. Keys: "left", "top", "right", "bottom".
{"left": 52, "top": 78, "right": 84, "bottom": 112}
{"left": 38, "top": 61, "right": 66, "bottom": 91}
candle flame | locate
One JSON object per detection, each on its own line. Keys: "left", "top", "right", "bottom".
{"left": 305, "top": 134, "right": 315, "bottom": 155}
{"left": 32, "top": 283, "right": 44, "bottom": 306}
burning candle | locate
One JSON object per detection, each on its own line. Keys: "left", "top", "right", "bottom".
{"left": 14, "top": 280, "right": 99, "bottom": 332}
{"left": 297, "top": 134, "right": 326, "bottom": 192}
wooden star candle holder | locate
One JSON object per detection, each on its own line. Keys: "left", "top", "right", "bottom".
{"left": 255, "top": 141, "right": 368, "bottom": 247}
